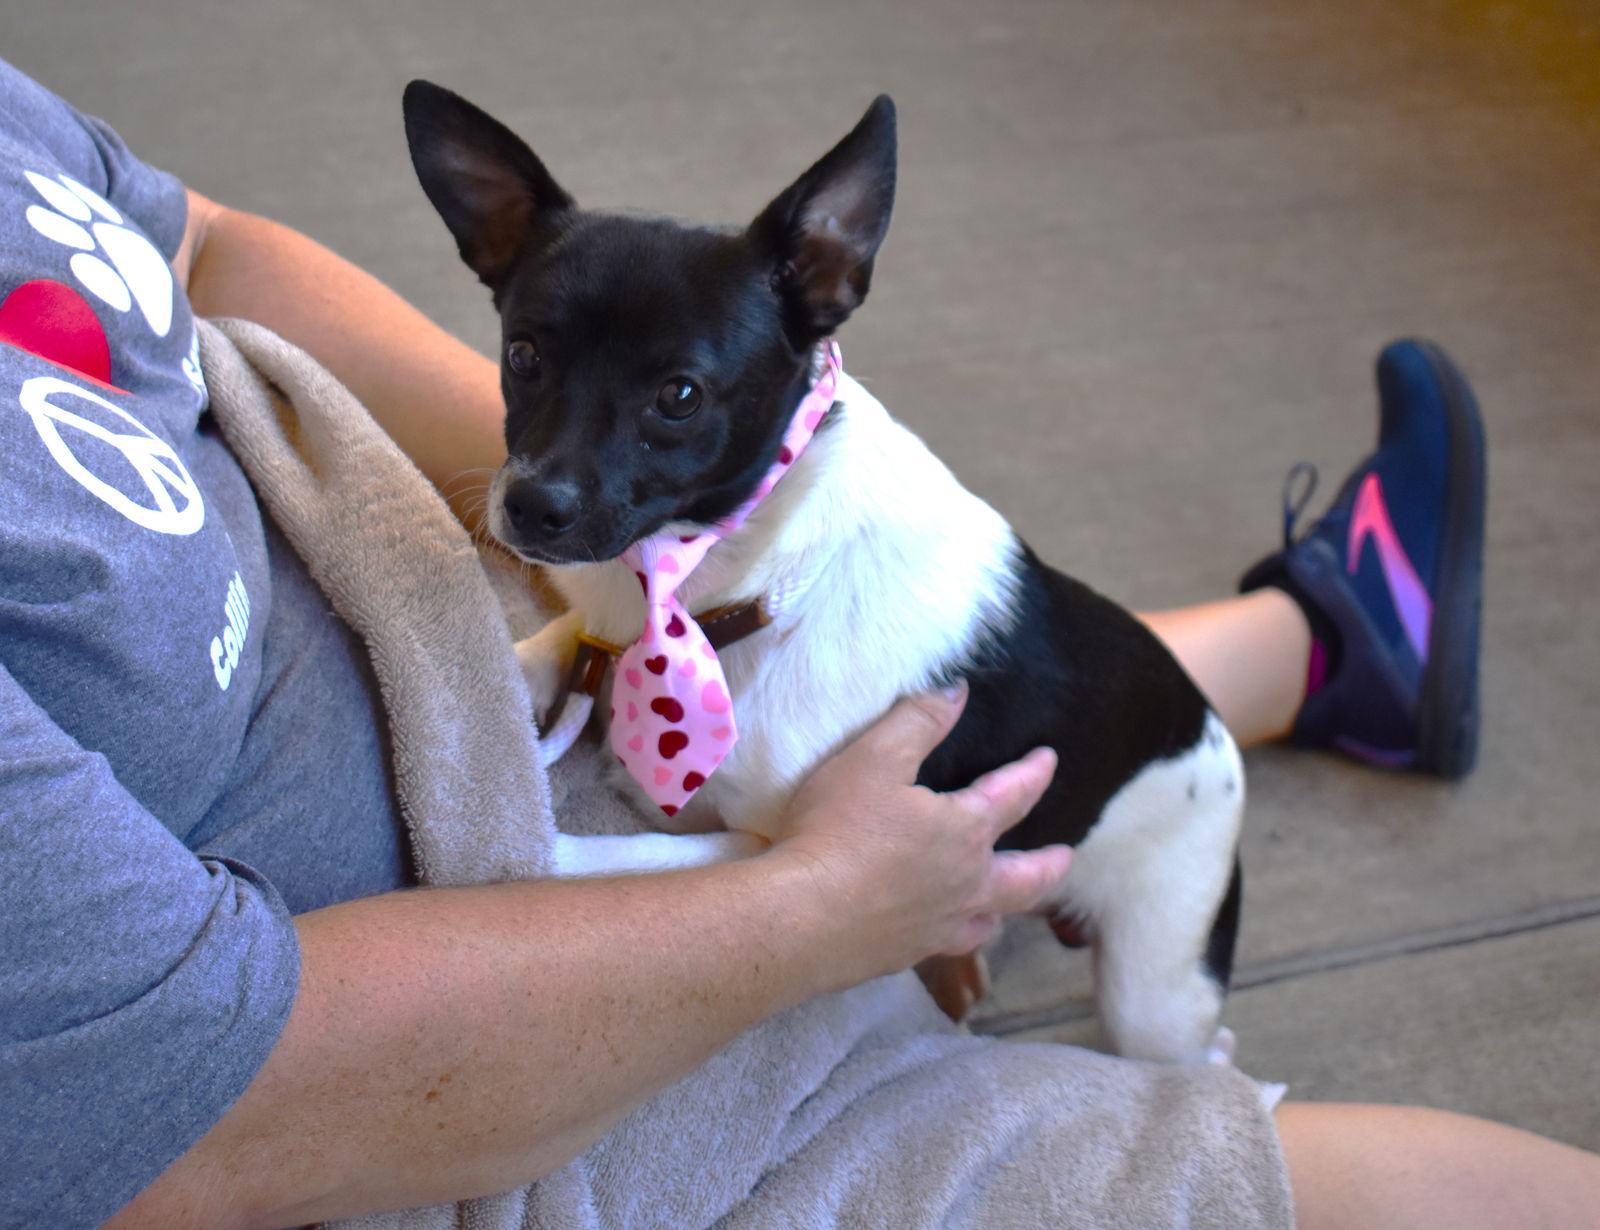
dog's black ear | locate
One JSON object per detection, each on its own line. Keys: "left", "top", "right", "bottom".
{"left": 403, "top": 80, "right": 574, "bottom": 290}
{"left": 748, "top": 95, "right": 897, "bottom": 342}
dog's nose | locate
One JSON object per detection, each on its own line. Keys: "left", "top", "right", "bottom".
{"left": 503, "top": 478, "right": 583, "bottom": 538}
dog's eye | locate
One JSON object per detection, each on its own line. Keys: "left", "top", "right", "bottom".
{"left": 506, "top": 338, "right": 540, "bottom": 377}
{"left": 655, "top": 378, "right": 702, "bottom": 420}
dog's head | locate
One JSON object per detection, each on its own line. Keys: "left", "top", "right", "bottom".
{"left": 403, "top": 81, "right": 896, "bottom": 565}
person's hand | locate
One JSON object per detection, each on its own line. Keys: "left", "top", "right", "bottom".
{"left": 769, "top": 683, "right": 1071, "bottom": 991}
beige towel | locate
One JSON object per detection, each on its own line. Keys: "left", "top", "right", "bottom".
{"left": 198, "top": 317, "right": 1294, "bottom": 1230}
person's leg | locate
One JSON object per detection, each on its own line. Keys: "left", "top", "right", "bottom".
{"left": 1140, "top": 590, "right": 1312, "bottom": 749}
{"left": 1277, "top": 1102, "right": 1600, "bottom": 1230}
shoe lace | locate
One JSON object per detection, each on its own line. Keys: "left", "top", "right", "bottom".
{"left": 1281, "top": 462, "right": 1319, "bottom": 549}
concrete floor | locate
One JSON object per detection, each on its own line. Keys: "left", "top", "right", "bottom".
{"left": 9, "top": 0, "right": 1597, "bottom": 1151}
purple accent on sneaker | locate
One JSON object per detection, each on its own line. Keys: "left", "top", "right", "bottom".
{"left": 1333, "top": 735, "right": 1417, "bottom": 768}
{"left": 1347, "top": 472, "right": 1432, "bottom": 663}
{"left": 1306, "top": 639, "right": 1328, "bottom": 696}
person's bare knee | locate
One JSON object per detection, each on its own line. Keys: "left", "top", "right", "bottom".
{"left": 1277, "top": 1102, "right": 1600, "bottom": 1230}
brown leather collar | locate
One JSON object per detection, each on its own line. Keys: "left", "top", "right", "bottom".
{"left": 693, "top": 598, "right": 774, "bottom": 652}
{"left": 559, "top": 598, "right": 771, "bottom": 704}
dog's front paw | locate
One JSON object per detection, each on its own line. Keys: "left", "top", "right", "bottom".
{"left": 1205, "top": 1025, "right": 1237, "bottom": 1067}
{"left": 515, "top": 609, "right": 587, "bottom": 728}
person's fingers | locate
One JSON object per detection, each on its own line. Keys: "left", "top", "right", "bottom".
{"left": 953, "top": 745, "right": 1059, "bottom": 840}
{"left": 848, "top": 682, "right": 970, "bottom": 781}
{"left": 985, "top": 845, "right": 1074, "bottom": 915}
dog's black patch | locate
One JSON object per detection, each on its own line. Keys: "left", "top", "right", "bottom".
{"left": 1203, "top": 857, "right": 1243, "bottom": 989}
{"left": 918, "top": 538, "right": 1211, "bottom": 851}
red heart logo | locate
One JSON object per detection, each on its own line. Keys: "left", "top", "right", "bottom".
{"left": 650, "top": 697, "right": 685, "bottom": 723}
{"left": 658, "top": 730, "right": 689, "bottom": 759}
{"left": 683, "top": 771, "right": 706, "bottom": 792}
{"left": 665, "top": 613, "right": 686, "bottom": 638}
{"left": 645, "top": 655, "right": 668, "bottom": 675}
{"left": 0, "top": 280, "right": 125, "bottom": 392}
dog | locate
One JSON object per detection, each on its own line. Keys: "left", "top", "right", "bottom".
{"left": 403, "top": 82, "right": 1244, "bottom": 1064}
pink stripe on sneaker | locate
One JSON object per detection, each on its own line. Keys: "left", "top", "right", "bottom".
{"left": 1347, "top": 473, "right": 1432, "bottom": 662}
{"left": 1305, "top": 639, "right": 1329, "bottom": 696}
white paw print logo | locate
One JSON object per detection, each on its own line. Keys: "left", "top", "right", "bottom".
{"left": 23, "top": 169, "right": 174, "bottom": 338}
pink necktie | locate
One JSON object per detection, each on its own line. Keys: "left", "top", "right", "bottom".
{"left": 610, "top": 344, "right": 841, "bottom": 816}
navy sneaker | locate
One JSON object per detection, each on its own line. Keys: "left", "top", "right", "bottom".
{"left": 1240, "top": 339, "right": 1486, "bottom": 777}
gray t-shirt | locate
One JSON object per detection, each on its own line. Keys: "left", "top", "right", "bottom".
{"left": 0, "top": 59, "right": 410, "bottom": 1229}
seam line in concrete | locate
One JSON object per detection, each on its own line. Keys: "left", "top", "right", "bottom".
{"left": 977, "top": 894, "right": 1600, "bottom": 1037}
{"left": 1234, "top": 894, "right": 1600, "bottom": 990}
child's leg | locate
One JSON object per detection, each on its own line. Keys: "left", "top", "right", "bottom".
{"left": 1140, "top": 590, "right": 1311, "bottom": 749}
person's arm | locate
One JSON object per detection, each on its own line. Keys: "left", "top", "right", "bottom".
{"left": 106, "top": 691, "right": 1066, "bottom": 1230}
{"left": 177, "top": 189, "right": 507, "bottom": 532}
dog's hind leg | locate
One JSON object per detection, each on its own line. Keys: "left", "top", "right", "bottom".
{"left": 1051, "top": 714, "right": 1245, "bottom": 1065}
{"left": 916, "top": 951, "right": 992, "bottom": 1022}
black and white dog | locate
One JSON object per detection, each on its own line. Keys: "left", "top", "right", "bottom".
{"left": 404, "top": 84, "right": 1244, "bottom": 1065}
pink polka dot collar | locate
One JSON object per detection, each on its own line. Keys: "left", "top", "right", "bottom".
{"left": 610, "top": 343, "right": 842, "bottom": 816}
